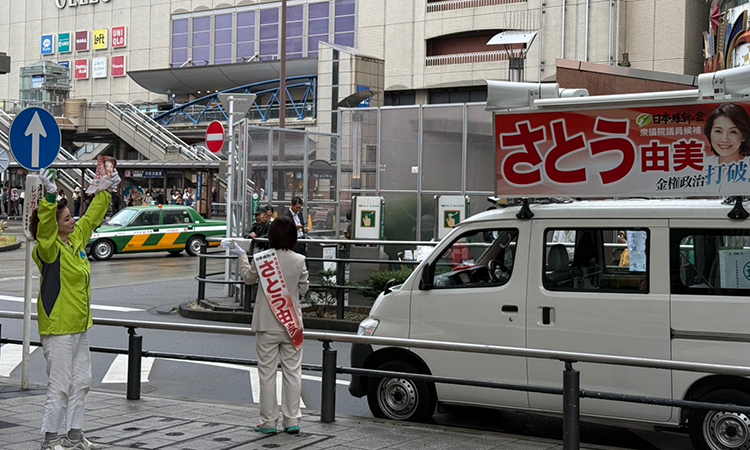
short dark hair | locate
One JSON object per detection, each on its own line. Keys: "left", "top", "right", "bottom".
{"left": 291, "top": 196, "right": 303, "bottom": 207}
{"left": 268, "top": 216, "right": 297, "bottom": 250}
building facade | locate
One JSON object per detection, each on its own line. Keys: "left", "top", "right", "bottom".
{"left": 0, "top": 0, "right": 709, "bottom": 108}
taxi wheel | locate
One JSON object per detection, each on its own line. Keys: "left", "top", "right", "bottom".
{"left": 186, "top": 236, "right": 206, "bottom": 256}
{"left": 91, "top": 240, "right": 115, "bottom": 261}
{"left": 367, "top": 361, "right": 436, "bottom": 422}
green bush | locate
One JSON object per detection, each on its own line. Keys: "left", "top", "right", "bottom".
{"left": 357, "top": 267, "right": 413, "bottom": 300}
{"left": 301, "top": 269, "right": 339, "bottom": 318}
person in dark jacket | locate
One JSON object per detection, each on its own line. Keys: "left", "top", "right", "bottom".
{"left": 246, "top": 206, "right": 271, "bottom": 252}
{"left": 282, "top": 197, "right": 307, "bottom": 256}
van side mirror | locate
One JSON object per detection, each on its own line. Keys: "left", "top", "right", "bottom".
{"left": 384, "top": 278, "right": 396, "bottom": 295}
{"left": 421, "top": 265, "right": 433, "bottom": 290}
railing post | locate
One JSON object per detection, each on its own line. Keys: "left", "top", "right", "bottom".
{"left": 336, "top": 243, "right": 348, "bottom": 320}
{"left": 321, "top": 341, "right": 337, "bottom": 423}
{"left": 243, "top": 283, "right": 254, "bottom": 312}
{"left": 127, "top": 327, "right": 142, "bottom": 400}
{"left": 563, "top": 361, "right": 580, "bottom": 450}
{"left": 197, "top": 243, "right": 207, "bottom": 301}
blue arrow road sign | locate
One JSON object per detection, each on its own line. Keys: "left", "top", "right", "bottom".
{"left": 9, "top": 107, "right": 61, "bottom": 171}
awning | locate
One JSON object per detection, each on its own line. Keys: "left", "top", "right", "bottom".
{"left": 128, "top": 58, "right": 320, "bottom": 95}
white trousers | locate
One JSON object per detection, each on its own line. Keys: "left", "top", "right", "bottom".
{"left": 255, "top": 331, "right": 303, "bottom": 429}
{"left": 40, "top": 332, "right": 92, "bottom": 435}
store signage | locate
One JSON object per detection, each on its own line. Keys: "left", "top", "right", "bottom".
{"left": 111, "top": 55, "right": 125, "bottom": 77}
{"left": 32, "top": 76, "right": 44, "bottom": 89}
{"left": 56, "top": 0, "right": 112, "bottom": 9}
{"left": 58, "top": 61, "right": 70, "bottom": 70}
{"left": 41, "top": 35, "right": 54, "bottom": 55}
{"left": 74, "top": 59, "right": 89, "bottom": 80}
{"left": 93, "top": 29, "right": 107, "bottom": 50}
{"left": 494, "top": 101, "right": 750, "bottom": 197}
{"left": 58, "top": 33, "right": 71, "bottom": 53}
{"left": 75, "top": 31, "right": 89, "bottom": 51}
{"left": 92, "top": 57, "right": 106, "bottom": 78}
{"left": 112, "top": 26, "right": 126, "bottom": 48}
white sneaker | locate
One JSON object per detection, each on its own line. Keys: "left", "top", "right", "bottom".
{"left": 41, "top": 438, "right": 75, "bottom": 450}
{"left": 62, "top": 435, "right": 104, "bottom": 450}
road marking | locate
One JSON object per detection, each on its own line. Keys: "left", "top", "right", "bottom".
{"left": 0, "top": 276, "right": 37, "bottom": 282}
{"left": 102, "top": 354, "right": 155, "bottom": 383}
{"left": 0, "top": 344, "right": 24, "bottom": 377}
{"left": 0, "top": 294, "right": 144, "bottom": 312}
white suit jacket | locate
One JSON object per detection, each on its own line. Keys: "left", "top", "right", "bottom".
{"left": 238, "top": 249, "right": 309, "bottom": 333}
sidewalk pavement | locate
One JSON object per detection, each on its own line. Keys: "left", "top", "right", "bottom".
{"left": 0, "top": 381, "right": 616, "bottom": 450}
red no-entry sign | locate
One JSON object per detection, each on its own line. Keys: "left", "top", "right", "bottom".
{"left": 205, "top": 121, "right": 225, "bottom": 153}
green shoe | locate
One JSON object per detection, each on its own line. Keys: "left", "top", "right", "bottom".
{"left": 254, "top": 425, "right": 277, "bottom": 434}
{"left": 284, "top": 425, "right": 300, "bottom": 434}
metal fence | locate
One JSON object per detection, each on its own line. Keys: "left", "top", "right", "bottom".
{"left": 2, "top": 311, "right": 750, "bottom": 450}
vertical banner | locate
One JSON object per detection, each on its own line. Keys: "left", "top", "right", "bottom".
{"left": 92, "top": 57, "right": 107, "bottom": 78}
{"left": 435, "top": 195, "right": 469, "bottom": 239}
{"left": 494, "top": 101, "right": 750, "bottom": 197}
{"left": 93, "top": 29, "right": 108, "bottom": 50}
{"left": 353, "top": 196, "right": 384, "bottom": 240}
{"left": 74, "top": 59, "right": 89, "bottom": 80}
{"left": 111, "top": 55, "right": 126, "bottom": 77}
{"left": 75, "top": 31, "right": 89, "bottom": 51}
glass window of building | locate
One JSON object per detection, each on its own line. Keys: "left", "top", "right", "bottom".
{"left": 215, "top": 14, "right": 233, "bottom": 65}
{"left": 193, "top": 17, "right": 211, "bottom": 65}
{"left": 236, "top": 11, "right": 256, "bottom": 63}
{"left": 259, "top": 8, "right": 279, "bottom": 60}
{"left": 287, "top": 5, "right": 304, "bottom": 59}
{"left": 334, "top": 0, "right": 355, "bottom": 47}
{"left": 171, "top": 19, "right": 189, "bottom": 67}
{"left": 308, "top": 2, "right": 330, "bottom": 57}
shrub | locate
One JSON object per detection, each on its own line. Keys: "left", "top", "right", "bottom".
{"left": 0, "top": 220, "right": 7, "bottom": 234}
{"left": 301, "top": 269, "right": 339, "bottom": 318}
{"left": 357, "top": 267, "right": 413, "bottom": 301}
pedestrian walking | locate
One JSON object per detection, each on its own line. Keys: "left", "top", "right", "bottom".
{"left": 223, "top": 216, "right": 309, "bottom": 435}
{"left": 30, "top": 168, "right": 120, "bottom": 450}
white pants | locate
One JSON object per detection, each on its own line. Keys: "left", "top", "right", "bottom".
{"left": 40, "top": 332, "right": 92, "bottom": 435}
{"left": 255, "top": 331, "right": 303, "bottom": 429}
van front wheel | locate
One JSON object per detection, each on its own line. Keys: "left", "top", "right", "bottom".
{"left": 689, "top": 389, "right": 750, "bottom": 450}
{"left": 367, "top": 361, "right": 435, "bottom": 422}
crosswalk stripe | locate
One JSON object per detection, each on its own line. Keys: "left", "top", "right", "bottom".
{"left": 0, "top": 294, "right": 144, "bottom": 312}
{"left": 102, "top": 354, "right": 155, "bottom": 383}
{"left": 0, "top": 344, "right": 24, "bottom": 377}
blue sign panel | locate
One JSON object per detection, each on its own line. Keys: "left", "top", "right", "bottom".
{"left": 9, "top": 108, "right": 61, "bottom": 171}
{"left": 58, "top": 61, "right": 70, "bottom": 70}
{"left": 41, "top": 35, "right": 55, "bottom": 55}
{"left": 357, "top": 85, "right": 371, "bottom": 108}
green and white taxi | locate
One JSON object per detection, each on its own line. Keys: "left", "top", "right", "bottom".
{"left": 87, "top": 205, "right": 226, "bottom": 261}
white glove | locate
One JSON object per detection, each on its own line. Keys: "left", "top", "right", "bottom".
{"left": 39, "top": 169, "right": 57, "bottom": 194}
{"left": 221, "top": 239, "right": 246, "bottom": 256}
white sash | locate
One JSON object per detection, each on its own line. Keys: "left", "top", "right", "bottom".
{"left": 253, "top": 249, "right": 304, "bottom": 350}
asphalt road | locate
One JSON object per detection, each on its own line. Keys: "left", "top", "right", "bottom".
{"left": 0, "top": 222, "right": 693, "bottom": 449}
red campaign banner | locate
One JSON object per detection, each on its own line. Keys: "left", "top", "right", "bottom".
{"left": 494, "top": 101, "right": 750, "bottom": 197}
{"left": 74, "top": 59, "right": 89, "bottom": 80}
{"left": 111, "top": 55, "right": 126, "bottom": 77}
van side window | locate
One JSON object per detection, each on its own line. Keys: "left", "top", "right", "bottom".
{"left": 430, "top": 228, "right": 518, "bottom": 289}
{"left": 543, "top": 228, "right": 649, "bottom": 293}
{"left": 670, "top": 229, "right": 750, "bottom": 296}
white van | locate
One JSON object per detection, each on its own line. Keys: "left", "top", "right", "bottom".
{"left": 349, "top": 198, "right": 750, "bottom": 450}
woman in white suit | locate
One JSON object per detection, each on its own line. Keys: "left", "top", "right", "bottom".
{"left": 226, "top": 216, "right": 309, "bottom": 434}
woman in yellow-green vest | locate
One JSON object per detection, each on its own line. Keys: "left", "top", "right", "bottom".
{"left": 31, "top": 168, "right": 119, "bottom": 450}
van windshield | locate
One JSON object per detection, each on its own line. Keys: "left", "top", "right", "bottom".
{"left": 107, "top": 209, "right": 138, "bottom": 227}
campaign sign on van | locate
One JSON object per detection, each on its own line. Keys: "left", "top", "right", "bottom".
{"left": 494, "top": 101, "right": 750, "bottom": 197}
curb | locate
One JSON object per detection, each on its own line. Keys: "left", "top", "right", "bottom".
{"left": 178, "top": 303, "right": 359, "bottom": 332}
{"left": 0, "top": 240, "right": 21, "bottom": 252}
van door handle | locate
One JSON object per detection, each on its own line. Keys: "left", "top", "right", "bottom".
{"left": 540, "top": 307, "right": 555, "bottom": 325}
{"left": 501, "top": 305, "right": 518, "bottom": 313}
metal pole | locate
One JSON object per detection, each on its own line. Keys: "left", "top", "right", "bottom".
{"left": 336, "top": 243, "right": 347, "bottom": 319}
{"left": 279, "top": 0, "right": 287, "bottom": 131}
{"left": 22, "top": 237, "right": 32, "bottom": 389}
{"left": 197, "top": 243, "right": 207, "bottom": 301}
{"left": 563, "top": 361, "right": 580, "bottom": 450}
{"left": 127, "top": 327, "right": 142, "bottom": 400}
{"left": 321, "top": 341, "right": 337, "bottom": 423}
{"left": 225, "top": 96, "right": 235, "bottom": 296}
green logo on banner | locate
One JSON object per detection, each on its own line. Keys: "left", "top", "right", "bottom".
{"left": 360, "top": 211, "right": 376, "bottom": 228}
{"left": 58, "top": 33, "right": 71, "bottom": 53}
{"left": 444, "top": 210, "right": 460, "bottom": 228}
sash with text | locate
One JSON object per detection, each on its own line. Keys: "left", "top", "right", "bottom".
{"left": 254, "top": 249, "right": 304, "bottom": 350}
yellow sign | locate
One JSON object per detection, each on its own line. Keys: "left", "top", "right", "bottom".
{"left": 93, "top": 29, "right": 107, "bottom": 50}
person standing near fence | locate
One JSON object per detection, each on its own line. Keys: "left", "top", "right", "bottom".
{"left": 31, "top": 168, "right": 119, "bottom": 450}
{"left": 223, "top": 216, "right": 309, "bottom": 434}
{"left": 283, "top": 196, "right": 308, "bottom": 256}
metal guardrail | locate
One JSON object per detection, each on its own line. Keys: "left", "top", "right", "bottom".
{"left": 2, "top": 311, "right": 750, "bottom": 450}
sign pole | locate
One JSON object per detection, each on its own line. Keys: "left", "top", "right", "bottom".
{"left": 21, "top": 174, "right": 41, "bottom": 389}
{"left": 225, "top": 97, "right": 234, "bottom": 295}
